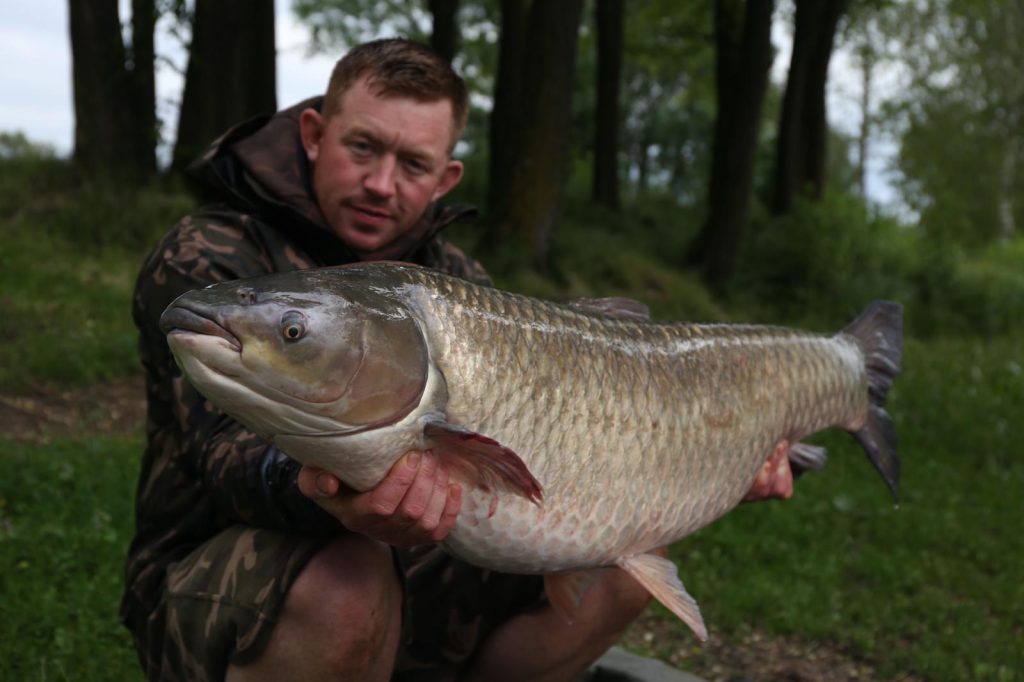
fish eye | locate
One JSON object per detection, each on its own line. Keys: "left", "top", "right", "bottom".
{"left": 280, "top": 311, "right": 306, "bottom": 342}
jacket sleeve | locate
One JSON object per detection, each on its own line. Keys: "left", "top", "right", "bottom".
{"left": 134, "top": 211, "right": 342, "bottom": 534}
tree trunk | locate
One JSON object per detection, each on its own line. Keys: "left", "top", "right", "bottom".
{"left": 592, "top": 0, "right": 623, "bottom": 211}
{"left": 172, "top": 0, "right": 277, "bottom": 172}
{"left": 69, "top": 0, "right": 156, "bottom": 180}
{"left": 997, "top": 144, "right": 1017, "bottom": 242}
{"left": 486, "top": 0, "right": 531, "bottom": 233}
{"left": 685, "top": 0, "right": 774, "bottom": 288}
{"left": 129, "top": 0, "right": 158, "bottom": 175}
{"left": 429, "top": 0, "right": 460, "bottom": 63}
{"left": 771, "top": 0, "right": 847, "bottom": 215}
{"left": 636, "top": 138, "right": 650, "bottom": 194}
{"left": 855, "top": 43, "right": 873, "bottom": 199}
{"left": 499, "top": 0, "right": 585, "bottom": 270}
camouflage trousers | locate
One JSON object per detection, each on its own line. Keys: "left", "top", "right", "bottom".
{"left": 129, "top": 525, "right": 544, "bottom": 681}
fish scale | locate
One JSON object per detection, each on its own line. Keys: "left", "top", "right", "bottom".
{"left": 161, "top": 262, "right": 902, "bottom": 639}
{"left": 400, "top": 268, "right": 869, "bottom": 571}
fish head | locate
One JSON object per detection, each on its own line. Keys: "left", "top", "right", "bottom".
{"left": 159, "top": 268, "right": 429, "bottom": 439}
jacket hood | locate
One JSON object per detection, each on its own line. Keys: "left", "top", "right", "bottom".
{"left": 186, "top": 97, "right": 475, "bottom": 262}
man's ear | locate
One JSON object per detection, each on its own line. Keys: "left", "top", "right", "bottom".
{"left": 299, "top": 108, "right": 325, "bottom": 162}
{"left": 432, "top": 159, "right": 464, "bottom": 202}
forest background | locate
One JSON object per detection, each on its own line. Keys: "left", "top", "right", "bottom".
{"left": 0, "top": 1, "right": 1021, "bottom": 680}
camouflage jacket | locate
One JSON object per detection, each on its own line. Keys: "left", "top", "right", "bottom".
{"left": 120, "top": 97, "right": 491, "bottom": 630}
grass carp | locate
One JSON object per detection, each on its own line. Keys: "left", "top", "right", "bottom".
{"left": 160, "top": 262, "right": 902, "bottom": 640}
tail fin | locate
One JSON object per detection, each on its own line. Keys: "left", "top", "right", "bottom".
{"left": 842, "top": 301, "right": 903, "bottom": 503}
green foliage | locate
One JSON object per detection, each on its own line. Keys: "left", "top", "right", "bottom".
{"left": 456, "top": 176, "right": 1024, "bottom": 339}
{"left": 0, "top": 132, "right": 57, "bottom": 160}
{"left": 0, "top": 435, "right": 142, "bottom": 680}
{"left": 916, "top": 241, "right": 1024, "bottom": 337}
{"left": 0, "top": 155, "right": 194, "bottom": 390}
{"left": 734, "top": 192, "right": 918, "bottom": 325}
{"left": 0, "top": 157, "right": 195, "bottom": 254}
{"left": 886, "top": 0, "right": 1024, "bottom": 249}
{"left": 731, "top": 190, "right": 1024, "bottom": 336}
{"left": 544, "top": 207, "right": 725, "bottom": 322}
{"left": 896, "top": 93, "right": 1021, "bottom": 247}
{"left": 619, "top": 2, "right": 716, "bottom": 198}
{"left": 450, "top": 193, "right": 725, "bottom": 322}
{"left": 0, "top": 137, "right": 78, "bottom": 220}
{"left": 291, "top": 0, "right": 431, "bottom": 50}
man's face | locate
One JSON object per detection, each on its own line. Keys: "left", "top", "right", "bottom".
{"left": 300, "top": 77, "right": 464, "bottom": 255}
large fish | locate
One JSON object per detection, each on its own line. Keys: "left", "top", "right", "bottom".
{"left": 160, "top": 262, "right": 902, "bottom": 640}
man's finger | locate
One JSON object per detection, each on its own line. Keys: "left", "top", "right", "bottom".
{"left": 743, "top": 439, "right": 793, "bottom": 502}
{"left": 395, "top": 451, "right": 438, "bottom": 523}
{"left": 297, "top": 465, "right": 340, "bottom": 499}
{"left": 419, "top": 466, "right": 450, "bottom": 532}
{"left": 367, "top": 451, "right": 423, "bottom": 517}
{"left": 431, "top": 482, "right": 462, "bottom": 542}
{"left": 772, "top": 452, "right": 794, "bottom": 499}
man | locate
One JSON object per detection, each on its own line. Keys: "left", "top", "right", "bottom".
{"left": 123, "top": 38, "right": 794, "bottom": 681}
{"left": 123, "top": 38, "right": 664, "bottom": 682}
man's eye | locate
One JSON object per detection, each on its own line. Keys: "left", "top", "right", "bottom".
{"left": 403, "top": 158, "right": 428, "bottom": 174}
{"left": 348, "top": 141, "right": 372, "bottom": 155}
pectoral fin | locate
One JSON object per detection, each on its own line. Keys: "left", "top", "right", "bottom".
{"left": 617, "top": 553, "right": 708, "bottom": 641}
{"left": 422, "top": 417, "right": 543, "bottom": 506}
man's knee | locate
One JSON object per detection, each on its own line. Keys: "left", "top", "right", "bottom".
{"left": 234, "top": 534, "right": 402, "bottom": 679}
{"left": 286, "top": 533, "right": 400, "bottom": 623}
{"left": 283, "top": 534, "right": 402, "bottom": 657}
{"left": 583, "top": 568, "right": 653, "bottom": 637}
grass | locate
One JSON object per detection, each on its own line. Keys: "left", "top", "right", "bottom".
{"left": 0, "top": 227, "right": 142, "bottom": 391}
{"left": 0, "top": 163, "right": 193, "bottom": 391}
{"left": 1, "top": 159, "right": 1022, "bottom": 680}
{"left": 0, "top": 435, "right": 143, "bottom": 680}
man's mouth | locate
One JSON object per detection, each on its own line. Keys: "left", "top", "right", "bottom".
{"left": 349, "top": 203, "right": 393, "bottom": 225}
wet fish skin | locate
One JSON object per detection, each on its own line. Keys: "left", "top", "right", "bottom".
{"left": 161, "top": 262, "right": 902, "bottom": 640}
{"left": 406, "top": 267, "right": 891, "bottom": 569}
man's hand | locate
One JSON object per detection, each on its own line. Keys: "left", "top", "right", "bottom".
{"left": 743, "top": 439, "right": 794, "bottom": 502}
{"left": 296, "top": 450, "right": 462, "bottom": 548}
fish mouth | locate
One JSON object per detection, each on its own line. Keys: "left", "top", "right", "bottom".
{"left": 160, "top": 305, "right": 241, "bottom": 352}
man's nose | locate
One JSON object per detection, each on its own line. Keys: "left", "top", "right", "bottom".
{"left": 364, "top": 156, "right": 397, "bottom": 199}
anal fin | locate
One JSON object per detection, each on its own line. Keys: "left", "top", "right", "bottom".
{"left": 617, "top": 553, "right": 708, "bottom": 641}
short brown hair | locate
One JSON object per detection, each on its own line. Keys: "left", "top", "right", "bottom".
{"left": 322, "top": 38, "right": 469, "bottom": 152}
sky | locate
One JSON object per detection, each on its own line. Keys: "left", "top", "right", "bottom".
{"left": 0, "top": 1, "right": 898, "bottom": 206}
